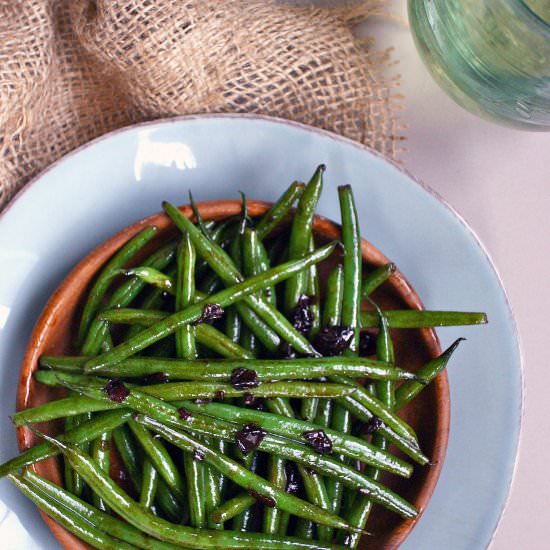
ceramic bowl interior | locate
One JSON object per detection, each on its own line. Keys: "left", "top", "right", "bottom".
{"left": 17, "top": 200, "right": 449, "bottom": 550}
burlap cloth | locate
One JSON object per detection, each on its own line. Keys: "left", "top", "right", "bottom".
{"left": 0, "top": 0, "right": 403, "bottom": 210}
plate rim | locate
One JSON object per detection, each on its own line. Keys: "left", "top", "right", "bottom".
{"left": 0, "top": 112, "right": 524, "bottom": 547}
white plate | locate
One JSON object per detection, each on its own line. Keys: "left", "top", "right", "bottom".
{"left": 0, "top": 114, "right": 521, "bottom": 549}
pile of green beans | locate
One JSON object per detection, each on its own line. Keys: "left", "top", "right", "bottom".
{"left": 3, "top": 166, "right": 487, "bottom": 549}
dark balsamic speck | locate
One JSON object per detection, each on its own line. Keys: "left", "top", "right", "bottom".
{"left": 313, "top": 325, "right": 354, "bottom": 356}
{"left": 302, "top": 429, "right": 333, "bottom": 454}
{"left": 193, "top": 303, "right": 224, "bottom": 325}
{"left": 178, "top": 408, "right": 192, "bottom": 420}
{"left": 364, "top": 416, "right": 383, "bottom": 434}
{"left": 359, "top": 331, "right": 377, "bottom": 357}
{"left": 235, "top": 423, "right": 266, "bottom": 454}
{"left": 104, "top": 379, "right": 130, "bottom": 403}
{"left": 290, "top": 294, "right": 314, "bottom": 335}
{"left": 193, "top": 449, "right": 205, "bottom": 462}
{"left": 230, "top": 367, "right": 259, "bottom": 390}
{"left": 248, "top": 489, "right": 276, "bottom": 508}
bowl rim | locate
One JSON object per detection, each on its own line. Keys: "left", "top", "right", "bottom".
{"left": 16, "top": 198, "right": 449, "bottom": 550}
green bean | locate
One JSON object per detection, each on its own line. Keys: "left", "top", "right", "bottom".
{"left": 341, "top": 303, "right": 395, "bottom": 547}
{"left": 128, "top": 420, "right": 186, "bottom": 504}
{"left": 322, "top": 265, "right": 344, "bottom": 327}
{"left": 204, "top": 459, "right": 222, "bottom": 529}
{"left": 374, "top": 303, "right": 395, "bottom": 404}
{"left": 232, "top": 451, "right": 259, "bottom": 532}
{"left": 174, "top": 232, "right": 206, "bottom": 527}
{"left": 77, "top": 225, "right": 158, "bottom": 346}
{"left": 113, "top": 422, "right": 184, "bottom": 522}
{"left": 336, "top": 395, "right": 426, "bottom": 465}
{"left": 112, "top": 423, "right": 143, "bottom": 491}
{"left": 133, "top": 416, "right": 361, "bottom": 534}
{"left": 330, "top": 374, "right": 417, "bottom": 443}
{"left": 211, "top": 493, "right": 256, "bottom": 524}
{"left": 41, "top": 354, "right": 412, "bottom": 382}
{"left": 7, "top": 472, "right": 136, "bottom": 550}
{"left": 12, "top": 394, "right": 119, "bottom": 425}
{"left": 183, "top": 438, "right": 206, "bottom": 528}
{"left": 91, "top": 429, "right": 111, "bottom": 511}
{"left": 225, "top": 306, "right": 242, "bottom": 343}
{"left": 242, "top": 227, "right": 277, "bottom": 307}
{"left": 21, "top": 470, "right": 179, "bottom": 550}
{"left": 327, "top": 186, "right": 361, "bottom": 518}
{"left": 256, "top": 181, "right": 305, "bottom": 240}
{"left": 82, "top": 242, "right": 176, "bottom": 356}
{"left": 184, "top": 401, "right": 412, "bottom": 477}
{"left": 63, "top": 415, "right": 81, "bottom": 495}
{"left": 295, "top": 519, "right": 315, "bottom": 540}
{"left": 81, "top": 310, "right": 253, "bottom": 360}
{"left": 360, "top": 310, "right": 488, "bottom": 328}
{"left": 123, "top": 266, "right": 175, "bottom": 294}
{"left": 84, "top": 242, "right": 335, "bottom": 372}
{"left": 395, "top": 338, "right": 464, "bottom": 409}
{"left": 173, "top": 410, "right": 416, "bottom": 517}
{"left": 140, "top": 459, "right": 158, "bottom": 510}
{"left": 163, "top": 201, "right": 320, "bottom": 357}
{"left": 338, "top": 185, "right": 362, "bottom": 353}
{"left": 360, "top": 263, "right": 396, "bottom": 298}
{"left": 284, "top": 165, "right": 324, "bottom": 312}
{"left": 38, "top": 431, "right": 346, "bottom": 548}
{"left": 263, "top": 453, "right": 286, "bottom": 534}
{"left": 189, "top": 191, "right": 214, "bottom": 240}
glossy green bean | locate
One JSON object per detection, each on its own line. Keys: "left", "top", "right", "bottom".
{"left": 360, "top": 310, "right": 488, "bottom": 328}
{"left": 337, "top": 395, "right": 426, "bottom": 464}
{"left": 183, "top": 401, "right": 412, "bottom": 477}
{"left": 242, "top": 227, "right": 277, "bottom": 307}
{"left": 140, "top": 459, "right": 158, "bottom": 510}
{"left": 40, "top": 432, "right": 344, "bottom": 548}
{"left": 211, "top": 493, "right": 256, "bottom": 524}
{"left": 163, "top": 200, "right": 320, "bottom": 357}
{"left": 113, "top": 424, "right": 183, "bottom": 522}
{"left": 82, "top": 242, "right": 176, "bottom": 355}
{"left": 8, "top": 472, "right": 136, "bottom": 550}
{"left": 225, "top": 306, "right": 242, "bottom": 344}
{"left": 91, "top": 429, "right": 111, "bottom": 511}
{"left": 322, "top": 265, "right": 344, "bottom": 327}
{"left": 22, "top": 470, "right": 178, "bottom": 549}
{"left": 263, "top": 453, "right": 286, "bottom": 534}
{"left": 395, "top": 338, "right": 464, "bottom": 409}
{"left": 134, "top": 416, "right": 361, "bottom": 534}
{"left": 360, "top": 263, "right": 396, "bottom": 298}
{"left": 256, "top": 181, "right": 305, "bottom": 240}
{"left": 342, "top": 303, "right": 395, "bottom": 546}
{"left": 284, "top": 165, "right": 324, "bottom": 312}
{"left": 77, "top": 225, "right": 158, "bottom": 346}
{"left": 40, "top": 354, "right": 415, "bottom": 382}
{"left": 183, "top": 439, "right": 206, "bottom": 528}
{"left": 128, "top": 420, "right": 186, "bottom": 503}
{"left": 123, "top": 266, "right": 175, "bottom": 294}
{"left": 330, "top": 374, "right": 417, "bottom": 443}
{"left": 84, "top": 241, "right": 336, "bottom": 372}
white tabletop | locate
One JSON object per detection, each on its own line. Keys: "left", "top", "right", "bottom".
{"left": 371, "top": 3, "right": 550, "bottom": 548}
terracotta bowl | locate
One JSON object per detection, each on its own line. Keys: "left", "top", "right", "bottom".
{"left": 17, "top": 200, "right": 449, "bottom": 549}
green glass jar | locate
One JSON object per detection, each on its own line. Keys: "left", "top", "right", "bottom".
{"left": 409, "top": 0, "right": 550, "bottom": 130}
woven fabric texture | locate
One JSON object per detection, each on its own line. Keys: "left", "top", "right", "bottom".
{"left": 0, "top": 0, "right": 402, "bottom": 209}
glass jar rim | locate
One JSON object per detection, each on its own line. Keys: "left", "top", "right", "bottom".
{"left": 517, "top": 0, "right": 550, "bottom": 33}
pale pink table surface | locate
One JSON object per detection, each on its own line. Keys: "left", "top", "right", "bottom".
{"left": 366, "top": 3, "right": 550, "bottom": 548}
